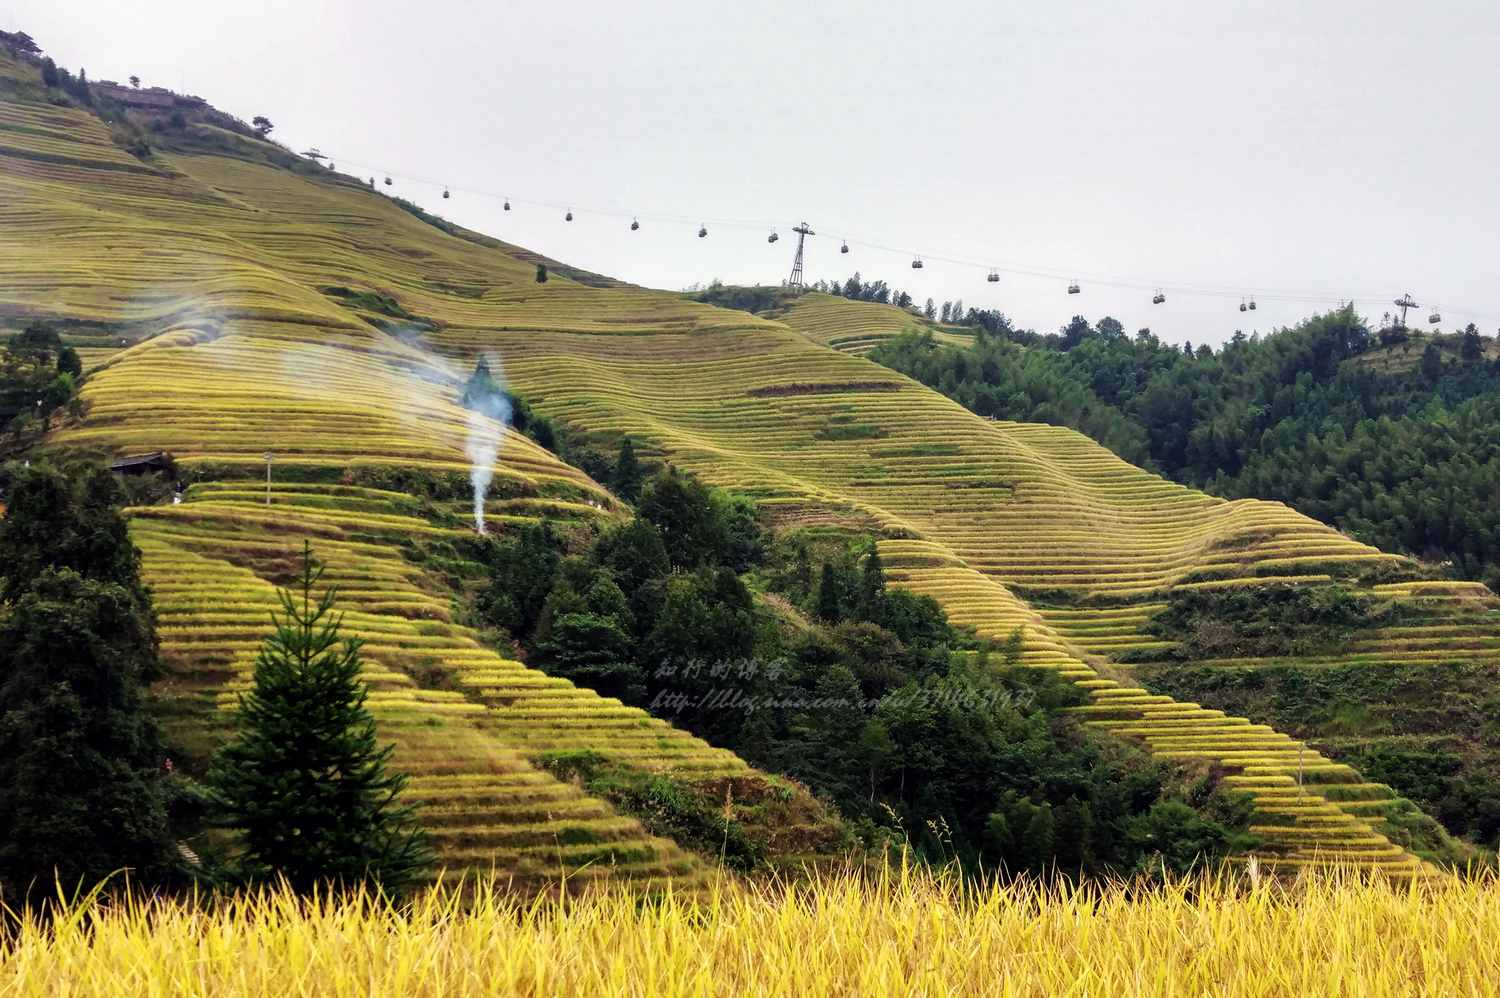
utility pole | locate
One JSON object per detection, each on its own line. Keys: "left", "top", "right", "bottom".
{"left": 1394, "top": 294, "right": 1418, "bottom": 329}
{"left": 264, "top": 451, "right": 275, "bottom": 506}
{"left": 1298, "top": 743, "right": 1305, "bottom": 804}
{"left": 788, "top": 223, "right": 814, "bottom": 287}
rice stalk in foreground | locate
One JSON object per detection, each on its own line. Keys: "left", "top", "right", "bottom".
{"left": 0, "top": 868, "right": 1497, "bottom": 996}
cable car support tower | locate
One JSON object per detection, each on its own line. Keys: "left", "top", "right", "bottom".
{"left": 1393, "top": 294, "right": 1418, "bottom": 329}
{"left": 788, "top": 223, "right": 814, "bottom": 287}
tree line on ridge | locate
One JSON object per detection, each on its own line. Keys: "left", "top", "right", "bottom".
{"left": 867, "top": 305, "right": 1500, "bottom": 590}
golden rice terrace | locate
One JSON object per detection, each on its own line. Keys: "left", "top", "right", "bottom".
{"left": 2, "top": 45, "right": 1491, "bottom": 881}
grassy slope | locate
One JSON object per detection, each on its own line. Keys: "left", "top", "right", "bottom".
{"left": 779, "top": 291, "right": 974, "bottom": 355}
{"left": 0, "top": 47, "right": 1461, "bottom": 876}
{"left": 0, "top": 54, "right": 850, "bottom": 888}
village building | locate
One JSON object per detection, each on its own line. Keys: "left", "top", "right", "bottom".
{"left": 108, "top": 452, "right": 169, "bottom": 477}
{"left": 91, "top": 81, "right": 207, "bottom": 111}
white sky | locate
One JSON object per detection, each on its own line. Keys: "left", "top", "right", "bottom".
{"left": 13, "top": 0, "right": 1500, "bottom": 345}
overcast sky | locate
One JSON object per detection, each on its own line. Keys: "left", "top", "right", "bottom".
{"left": 13, "top": 1, "right": 1500, "bottom": 345}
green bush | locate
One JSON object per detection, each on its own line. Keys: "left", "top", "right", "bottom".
{"left": 1144, "top": 583, "right": 1399, "bottom": 660}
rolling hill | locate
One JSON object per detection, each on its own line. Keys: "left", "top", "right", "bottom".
{"left": 2, "top": 40, "right": 1489, "bottom": 879}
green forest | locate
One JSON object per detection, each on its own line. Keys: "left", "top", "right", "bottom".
{"left": 864, "top": 300, "right": 1500, "bottom": 590}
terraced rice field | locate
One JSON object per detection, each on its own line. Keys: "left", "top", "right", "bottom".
{"left": 135, "top": 485, "right": 763, "bottom": 885}
{"left": 779, "top": 291, "right": 973, "bottom": 354}
{"left": 0, "top": 99, "right": 156, "bottom": 173}
{"left": 0, "top": 46, "right": 1475, "bottom": 875}
{"left": 1071, "top": 680, "right": 1430, "bottom": 875}
{"left": 1037, "top": 582, "right": 1500, "bottom": 676}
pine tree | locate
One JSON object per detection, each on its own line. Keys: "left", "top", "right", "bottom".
{"left": 0, "top": 464, "right": 175, "bottom": 901}
{"left": 1461, "top": 323, "right": 1485, "bottom": 363}
{"left": 613, "top": 435, "right": 643, "bottom": 502}
{"left": 535, "top": 613, "right": 643, "bottom": 704}
{"left": 198, "top": 542, "right": 430, "bottom": 894}
{"left": 636, "top": 469, "right": 727, "bottom": 568}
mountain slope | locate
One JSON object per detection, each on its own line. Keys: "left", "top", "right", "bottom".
{"left": 0, "top": 44, "right": 1464, "bottom": 876}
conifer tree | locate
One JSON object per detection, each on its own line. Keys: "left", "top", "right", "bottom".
{"left": 613, "top": 435, "right": 643, "bottom": 502}
{"left": 816, "top": 559, "right": 846, "bottom": 624}
{"left": 198, "top": 542, "right": 430, "bottom": 894}
{"left": 855, "top": 543, "right": 886, "bottom": 623}
{"left": 1461, "top": 323, "right": 1485, "bottom": 362}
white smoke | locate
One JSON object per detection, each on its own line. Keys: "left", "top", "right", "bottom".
{"left": 466, "top": 408, "right": 498, "bottom": 534}
{"left": 464, "top": 351, "right": 511, "bottom": 534}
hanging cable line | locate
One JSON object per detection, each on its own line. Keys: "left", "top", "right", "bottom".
{"left": 322, "top": 154, "right": 1500, "bottom": 323}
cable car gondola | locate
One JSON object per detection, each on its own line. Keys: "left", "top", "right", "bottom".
{"left": 565, "top": 210, "right": 573, "bottom": 221}
{"left": 503, "top": 199, "right": 511, "bottom": 211}
{"left": 631, "top": 218, "right": 639, "bottom": 230}
{"left": 768, "top": 229, "right": 778, "bottom": 243}
{"left": 1248, "top": 298, "right": 1256, "bottom": 310}
{"left": 383, "top": 176, "right": 392, "bottom": 186}
{"left": 911, "top": 256, "right": 924, "bottom": 269}
{"left": 442, "top": 187, "right": 450, "bottom": 199}
{"left": 841, "top": 240, "right": 849, "bottom": 254}
{"left": 699, "top": 224, "right": 708, "bottom": 238}
{"left": 1067, "top": 281, "right": 1080, "bottom": 294}
{"left": 1429, "top": 310, "right": 1442, "bottom": 324}
{"left": 1239, "top": 300, "right": 1248, "bottom": 312}
{"left": 1153, "top": 290, "right": 1165, "bottom": 304}
{"left": 987, "top": 269, "right": 999, "bottom": 283}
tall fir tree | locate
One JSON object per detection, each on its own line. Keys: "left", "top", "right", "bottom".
{"left": 0, "top": 463, "right": 176, "bottom": 899}
{"left": 198, "top": 542, "right": 430, "bottom": 894}
{"left": 613, "top": 435, "right": 643, "bottom": 502}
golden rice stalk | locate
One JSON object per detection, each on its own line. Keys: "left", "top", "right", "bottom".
{"left": 1, "top": 868, "right": 1497, "bottom": 996}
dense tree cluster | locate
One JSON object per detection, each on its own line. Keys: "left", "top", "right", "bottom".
{"left": 1358, "top": 746, "right": 1500, "bottom": 846}
{"left": 870, "top": 309, "right": 1500, "bottom": 588}
{"left": 810, "top": 272, "right": 916, "bottom": 311}
{"left": 3, "top": 322, "right": 83, "bottom": 446}
{"left": 472, "top": 456, "right": 1256, "bottom": 875}
{"left": 1132, "top": 583, "right": 1398, "bottom": 663}
{"left": 0, "top": 463, "right": 177, "bottom": 901}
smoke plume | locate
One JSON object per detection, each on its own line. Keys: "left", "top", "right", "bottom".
{"left": 465, "top": 352, "right": 511, "bottom": 534}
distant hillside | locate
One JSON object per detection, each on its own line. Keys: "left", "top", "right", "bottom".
{"left": 3, "top": 33, "right": 1493, "bottom": 876}
{"left": 871, "top": 313, "right": 1500, "bottom": 590}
